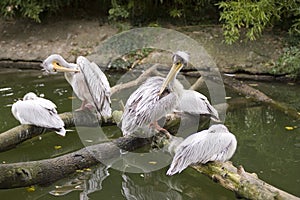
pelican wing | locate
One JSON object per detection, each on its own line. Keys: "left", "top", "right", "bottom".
{"left": 167, "top": 125, "right": 237, "bottom": 175}
{"left": 121, "top": 76, "right": 180, "bottom": 136}
{"left": 178, "top": 90, "right": 219, "bottom": 120}
{"left": 11, "top": 100, "right": 65, "bottom": 136}
{"left": 36, "top": 97, "right": 58, "bottom": 113}
{"left": 77, "top": 56, "right": 112, "bottom": 117}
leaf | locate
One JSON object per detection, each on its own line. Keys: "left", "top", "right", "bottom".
{"left": 54, "top": 145, "right": 62, "bottom": 150}
{"left": 285, "top": 126, "right": 294, "bottom": 130}
{"left": 84, "top": 168, "right": 92, "bottom": 172}
{"left": 248, "top": 83, "right": 258, "bottom": 87}
{"left": 26, "top": 186, "right": 35, "bottom": 192}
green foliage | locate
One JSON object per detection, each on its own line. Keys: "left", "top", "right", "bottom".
{"left": 108, "top": 0, "right": 129, "bottom": 21}
{"left": 0, "top": 0, "right": 300, "bottom": 45}
{"left": 169, "top": 8, "right": 184, "bottom": 18}
{"left": 217, "top": 0, "right": 300, "bottom": 44}
{"left": 289, "top": 2, "right": 300, "bottom": 35}
{"left": 0, "top": 0, "right": 74, "bottom": 22}
{"left": 218, "top": 0, "right": 277, "bottom": 44}
{"left": 273, "top": 46, "right": 300, "bottom": 78}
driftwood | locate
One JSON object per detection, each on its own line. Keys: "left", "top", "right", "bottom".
{"left": 0, "top": 66, "right": 299, "bottom": 199}
{"left": 0, "top": 108, "right": 299, "bottom": 199}
{"left": 192, "top": 162, "right": 299, "bottom": 200}
{"left": 0, "top": 111, "right": 111, "bottom": 152}
{"left": 0, "top": 136, "right": 150, "bottom": 189}
{"left": 0, "top": 129, "right": 299, "bottom": 199}
{"left": 222, "top": 76, "right": 300, "bottom": 120}
{"left": 184, "top": 71, "right": 299, "bottom": 120}
{"left": 111, "top": 63, "right": 163, "bottom": 94}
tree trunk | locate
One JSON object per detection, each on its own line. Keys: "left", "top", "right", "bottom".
{"left": 0, "top": 136, "right": 299, "bottom": 200}
{"left": 0, "top": 136, "right": 151, "bottom": 189}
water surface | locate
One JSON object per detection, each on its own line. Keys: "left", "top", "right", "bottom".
{"left": 0, "top": 69, "right": 299, "bottom": 199}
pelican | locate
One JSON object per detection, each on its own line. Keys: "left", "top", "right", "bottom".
{"left": 121, "top": 51, "right": 189, "bottom": 137}
{"left": 176, "top": 89, "right": 219, "bottom": 121}
{"left": 166, "top": 124, "right": 237, "bottom": 175}
{"left": 41, "top": 54, "right": 111, "bottom": 119}
{"left": 11, "top": 92, "right": 66, "bottom": 136}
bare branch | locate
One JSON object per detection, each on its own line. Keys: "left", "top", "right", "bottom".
{"left": 111, "top": 64, "right": 161, "bottom": 95}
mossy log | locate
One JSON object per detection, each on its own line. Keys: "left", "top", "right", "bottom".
{"left": 193, "top": 162, "right": 299, "bottom": 200}
{"left": 0, "top": 136, "right": 150, "bottom": 189}
{"left": 0, "top": 136, "right": 299, "bottom": 200}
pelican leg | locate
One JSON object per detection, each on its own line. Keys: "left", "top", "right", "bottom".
{"left": 76, "top": 100, "right": 89, "bottom": 111}
{"left": 149, "top": 121, "right": 172, "bottom": 139}
{"left": 84, "top": 103, "right": 94, "bottom": 110}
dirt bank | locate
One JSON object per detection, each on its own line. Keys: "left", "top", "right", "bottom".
{"left": 0, "top": 18, "right": 285, "bottom": 75}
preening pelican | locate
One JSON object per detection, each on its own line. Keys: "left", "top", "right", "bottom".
{"left": 177, "top": 90, "right": 219, "bottom": 121}
{"left": 11, "top": 92, "right": 66, "bottom": 136}
{"left": 166, "top": 124, "right": 237, "bottom": 175}
{"left": 121, "top": 51, "right": 189, "bottom": 137}
{"left": 42, "top": 54, "right": 111, "bottom": 119}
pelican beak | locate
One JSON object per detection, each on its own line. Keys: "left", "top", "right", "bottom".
{"left": 158, "top": 62, "right": 183, "bottom": 96}
{"left": 53, "top": 62, "right": 80, "bottom": 72}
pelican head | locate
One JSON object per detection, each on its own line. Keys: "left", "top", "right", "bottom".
{"left": 23, "top": 92, "right": 38, "bottom": 100}
{"left": 41, "top": 54, "right": 80, "bottom": 74}
{"left": 209, "top": 124, "right": 229, "bottom": 133}
{"left": 159, "top": 51, "right": 189, "bottom": 96}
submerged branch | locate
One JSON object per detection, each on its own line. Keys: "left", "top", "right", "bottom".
{"left": 222, "top": 76, "right": 300, "bottom": 120}
{"left": 111, "top": 64, "right": 161, "bottom": 95}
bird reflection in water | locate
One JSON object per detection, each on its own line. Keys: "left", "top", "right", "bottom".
{"left": 49, "top": 165, "right": 110, "bottom": 199}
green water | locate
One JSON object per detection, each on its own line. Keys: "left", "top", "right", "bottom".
{"left": 0, "top": 69, "right": 299, "bottom": 199}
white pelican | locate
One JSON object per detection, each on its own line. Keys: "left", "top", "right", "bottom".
{"left": 41, "top": 54, "right": 111, "bottom": 119}
{"left": 166, "top": 124, "right": 237, "bottom": 175}
{"left": 177, "top": 89, "right": 219, "bottom": 121}
{"left": 121, "top": 51, "right": 189, "bottom": 137}
{"left": 11, "top": 92, "right": 66, "bottom": 136}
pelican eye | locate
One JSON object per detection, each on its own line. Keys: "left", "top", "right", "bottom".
{"left": 52, "top": 61, "right": 61, "bottom": 72}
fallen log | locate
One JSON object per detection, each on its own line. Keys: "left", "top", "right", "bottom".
{"left": 193, "top": 162, "right": 299, "bottom": 200}
{"left": 0, "top": 136, "right": 150, "bottom": 189}
{"left": 0, "top": 67, "right": 299, "bottom": 199}
{"left": 222, "top": 76, "right": 300, "bottom": 120}
{"left": 0, "top": 134, "right": 299, "bottom": 200}
{"left": 0, "top": 110, "right": 112, "bottom": 152}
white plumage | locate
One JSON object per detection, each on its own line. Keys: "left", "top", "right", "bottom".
{"left": 11, "top": 92, "right": 66, "bottom": 136}
{"left": 121, "top": 77, "right": 184, "bottom": 136}
{"left": 121, "top": 51, "right": 189, "bottom": 137}
{"left": 166, "top": 124, "right": 237, "bottom": 175}
{"left": 177, "top": 90, "right": 219, "bottom": 121}
{"left": 42, "top": 54, "right": 111, "bottom": 119}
